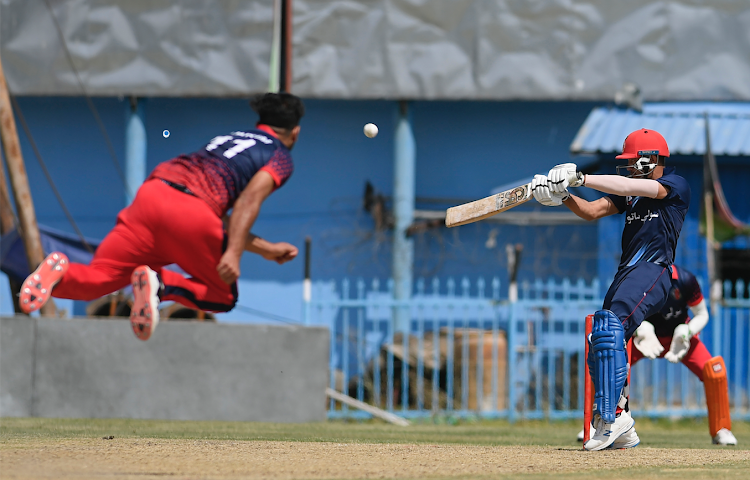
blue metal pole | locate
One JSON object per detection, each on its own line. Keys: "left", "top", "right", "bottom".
{"left": 392, "top": 101, "right": 415, "bottom": 333}
{"left": 125, "top": 97, "right": 146, "bottom": 205}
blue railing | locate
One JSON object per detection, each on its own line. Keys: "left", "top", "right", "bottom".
{"left": 313, "top": 277, "right": 750, "bottom": 421}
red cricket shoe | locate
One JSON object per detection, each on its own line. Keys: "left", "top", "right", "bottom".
{"left": 130, "top": 266, "right": 161, "bottom": 341}
{"left": 19, "top": 252, "right": 69, "bottom": 314}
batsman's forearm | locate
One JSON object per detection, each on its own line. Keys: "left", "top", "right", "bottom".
{"left": 583, "top": 174, "right": 660, "bottom": 198}
{"left": 562, "top": 194, "right": 597, "bottom": 221}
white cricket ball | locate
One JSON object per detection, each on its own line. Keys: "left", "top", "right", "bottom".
{"left": 363, "top": 123, "right": 378, "bottom": 138}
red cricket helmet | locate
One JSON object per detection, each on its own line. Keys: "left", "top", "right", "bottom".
{"left": 615, "top": 128, "right": 670, "bottom": 159}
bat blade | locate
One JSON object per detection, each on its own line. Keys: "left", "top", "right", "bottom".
{"left": 445, "top": 182, "right": 533, "bottom": 227}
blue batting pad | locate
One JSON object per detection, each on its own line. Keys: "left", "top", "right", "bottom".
{"left": 591, "top": 309, "right": 628, "bottom": 424}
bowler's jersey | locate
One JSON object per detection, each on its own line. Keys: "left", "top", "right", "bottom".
{"left": 149, "top": 125, "right": 293, "bottom": 216}
{"left": 608, "top": 168, "right": 690, "bottom": 270}
{"left": 646, "top": 265, "right": 704, "bottom": 337}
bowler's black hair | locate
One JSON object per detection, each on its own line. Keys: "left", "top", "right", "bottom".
{"left": 250, "top": 92, "right": 305, "bottom": 130}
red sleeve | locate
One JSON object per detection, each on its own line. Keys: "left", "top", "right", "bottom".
{"left": 259, "top": 150, "right": 294, "bottom": 188}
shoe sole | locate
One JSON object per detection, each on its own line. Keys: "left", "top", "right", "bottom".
{"left": 19, "top": 253, "right": 69, "bottom": 314}
{"left": 579, "top": 427, "right": 639, "bottom": 449}
{"left": 130, "top": 266, "right": 160, "bottom": 341}
{"left": 608, "top": 440, "right": 640, "bottom": 449}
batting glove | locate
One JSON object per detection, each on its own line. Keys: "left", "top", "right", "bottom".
{"left": 633, "top": 320, "right": 664, "bottom": 360}
{"left": 664, "top": 324, "right": 691, "bottom": 363}
{"left": 548, "top": 163, "right": 584, "bottom": 194}
{"left": 531, "top": 174, "right": 568, "bottom": 207}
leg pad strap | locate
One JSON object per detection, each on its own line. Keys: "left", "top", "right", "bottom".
{"left": 703, "top": 356, "right": 731, "bottom": 437}
{"left": 591, "top": 309, "right": 628, "bottom": 423}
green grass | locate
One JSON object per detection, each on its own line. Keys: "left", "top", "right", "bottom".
{"left": 1, "top": 416, "right": 747, "bottom": 449}
{"left": 2, "top": 417, "right": 748, "bottom": 479}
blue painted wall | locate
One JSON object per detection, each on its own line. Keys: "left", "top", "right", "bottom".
{"left": 1, "top": 97, "right": 649, "bottom": 319}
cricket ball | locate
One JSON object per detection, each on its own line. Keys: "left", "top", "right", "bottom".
{"left": 363, "top": 123, "right": 378, "bottom": 138}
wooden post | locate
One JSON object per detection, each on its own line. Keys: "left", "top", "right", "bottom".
{"left": 325, "top": 388, "right": 410, "bottom": 426}
{"left": 0, "top": 155, "right": 25, "bottom": 313}
{"left": 0, "top": 52, "right": 56, "bottom": 316}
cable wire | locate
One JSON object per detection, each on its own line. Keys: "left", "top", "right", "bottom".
{"left": 11, "top": 96, "right": 95, "bottom": 254}
{"left": 231, "top": 303, "right": 301, "bottom": 325}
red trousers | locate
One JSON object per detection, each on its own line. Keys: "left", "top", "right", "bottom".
{"left": 630, "top": 334, "right": 713, "bottom": 381}
{"left": 53, "top": 179, "right": 237, "bottom": 312}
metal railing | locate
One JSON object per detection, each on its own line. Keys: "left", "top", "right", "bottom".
{"left": 313, "top": 277, "right": 750, "bottom": 421}
{"left": 629, "top": 279, "right": 750, "bottom": 419}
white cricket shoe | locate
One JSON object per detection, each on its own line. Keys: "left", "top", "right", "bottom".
{"left": 583, "top": 410, "right": 635, "bottom": 451}
{"left": 713, "top": 428, "right": 737, "bottom": 446}
{"left": 609, "top": 424, "right": 640, "bottom": 449}
{"left": 578, "top": 423, "right": 639, "bottom": 449}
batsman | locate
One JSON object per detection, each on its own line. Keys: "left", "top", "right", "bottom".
{"left": 532, "top": 128, "right": 690, "bottom": 450}
{"left": 577, "top": 263, "right": 737, "bottom": 446}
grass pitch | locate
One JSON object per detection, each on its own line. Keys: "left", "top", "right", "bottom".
{"left": 1, "top": 416, "right": 748, "bottom": 479}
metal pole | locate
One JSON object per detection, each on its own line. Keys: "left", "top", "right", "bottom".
{"left": 303, "top": 236, "right": 311, "bottom": 325}
{"left": 392, "top": 100, "right": 415, "bottom": 333}
{"left": 268, "top": 0, "right": 282, "bottom": 93}
{"left": 703, "top": 113, "right": 721, "bottom": 356}
{"left": 125, "top": 97, "right": 146, "bottom": 205}
{"left": 506, "top": 243, "right": 523, "bottom": 303}
{"left": 279, "top": 0, "right": 293, "bottom": 93}
{"left": 0, "top": 52, "right": 55, "bottom": 315}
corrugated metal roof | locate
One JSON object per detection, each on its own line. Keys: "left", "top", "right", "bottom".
{"left": 570, "top": 103, "right": 750, "bottom": 156}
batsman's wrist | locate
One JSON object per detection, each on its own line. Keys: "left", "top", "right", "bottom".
{"left": 570, "top": 171, "right": 584, "bottom": 187}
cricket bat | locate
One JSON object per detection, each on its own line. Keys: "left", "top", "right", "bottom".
{"left": 445, "top": 182, "right": 533, "bottom": 227}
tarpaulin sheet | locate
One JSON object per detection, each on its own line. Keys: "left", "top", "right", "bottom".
{"left": 0, "top": 224, "right": 99, "bottom": 282}
{"left": 0, "top": 0, "right": 275, "bottom": 96}
{"left": 2, "top": 0, "right": 750, "bottom": 100}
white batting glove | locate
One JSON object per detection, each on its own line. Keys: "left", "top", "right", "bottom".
{"left": 664, "top": 324, "right": 691, "bottom": 363}
{"left": 633, "top": 320, "right": 664, "bottom": 360}
{"left": 531, "top": 174, "right": 568, "bottom": 207}
{"left": 548, "top": 163, "right": 584, "bottom": 194}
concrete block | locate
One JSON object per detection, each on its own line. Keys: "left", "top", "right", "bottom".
{"left": 0, "top": 317, "right": 35, "bottom": 417}
{"left": 1, "top": 316, "right": 329, "bottom": 422}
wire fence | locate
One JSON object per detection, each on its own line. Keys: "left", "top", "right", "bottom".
{"left": 313, "top": 277, "right": 750, "bottom": 421}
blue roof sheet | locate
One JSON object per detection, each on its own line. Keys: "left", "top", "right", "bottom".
{"left": 570, "top": 103, "right": 750, "bottom": 157}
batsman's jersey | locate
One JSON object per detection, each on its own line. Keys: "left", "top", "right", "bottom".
{"left": 647, "top": 265, "right": 704, "bottom": 337}
{"left": 608, "top": 168, "right": 690, "bottom": 270}
{"left": 149, "top": 125, "right": 294, "bottom": 216}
